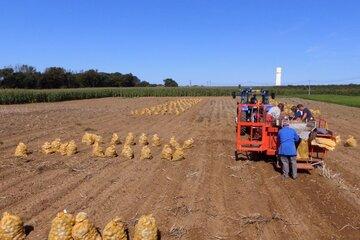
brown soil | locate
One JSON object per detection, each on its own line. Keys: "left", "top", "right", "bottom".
{"left": 0, "top": 97, "right": 359, "bottom": 239}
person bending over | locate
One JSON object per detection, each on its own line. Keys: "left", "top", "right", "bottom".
{"left": 290, "top": 105, "right": 302, "bottom": 120}
{"left": 297, "top": 104, "right": 313, "bottom": 122}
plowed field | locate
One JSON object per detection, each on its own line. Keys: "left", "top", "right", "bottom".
{"left": 0, "top": 97, "right": 359, "bottom": 239}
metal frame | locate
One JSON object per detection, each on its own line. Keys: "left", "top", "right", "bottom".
{"left": 235, "top": 103, "right": 278, "bottom": 156}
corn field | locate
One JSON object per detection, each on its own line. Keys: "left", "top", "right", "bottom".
{"left": 0, "top": 87, "right": 237, "bottom": 104}
{"left": 1, "top": 85, "right": 359, "bottom": 104}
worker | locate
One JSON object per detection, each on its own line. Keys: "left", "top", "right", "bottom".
{"left": 267, "top": 103, "right": 284, "bottom": 119}
{"left": 250, "top": 94, "right": 258, "bottom": 104}
{"left": 290, "top": 105, "right": 302, "bottom": 120}
{"left": 278, "top": 117, "right": 300, "bottom": 179}
{"left": 278, "top": 103, "right": 285, "bottom": 115}
{"left": 297, "top": 104, "right": 313, "bottom": 122}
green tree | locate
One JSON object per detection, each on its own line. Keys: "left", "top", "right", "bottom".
{"left": 137, "top": 81, "right": 150, "bottom": 87}
{"left": 41, "top": 67, "right": 67, "bottom": 88}
{"left": 163, "top": 78, "right": 178, "bottom": 87}
{"left": 78, "top": 69, "right": 102, "bottom": 87}
{"left": 0, "top": 65, "right": 145, "bottom": 89}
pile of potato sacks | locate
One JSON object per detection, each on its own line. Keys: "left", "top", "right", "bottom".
{"left": 82, "top": 132, "right": 194, "bottom": 161}
{"left": 42, "top": 138, "right": 78, "bottom": 156}
{"left": 1, "top": 211, "right": 158, "bottom": 240}
{"left": 13, "top": 132, "right": 195, "bottom": 161}
{"left": 131, "top": 98, "right": 202, "bottom": 116}
{"left": 14, "top": 139, "right": 78, "bottom": 158}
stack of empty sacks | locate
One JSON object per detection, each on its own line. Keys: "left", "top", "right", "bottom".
{"left": 42, "top": 138, "right": 78, "bottom": 156}
{"left": 311, "top": 137, "right": 337, "bottom": 151}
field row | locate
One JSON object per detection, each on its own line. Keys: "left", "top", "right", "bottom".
{"left": 1, "top": 85, "right": 359, "bottom": 104}
{"left": 0, "top": 87, "right": 235, "bottom": 104}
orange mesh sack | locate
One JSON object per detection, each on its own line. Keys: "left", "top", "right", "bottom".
{"left": 59, "top": 142, "right": 69, "bottom": 156}
{"left": 92, "top": 134, "right": 103, "bottom": 144}
{"left": 102, "top": 217, "right": 127, "bottom": 240}
{"left": 140, "top": 146, "right": 152, "bottom": 160}
{"left": 345, "top": 135, "right": 357, "bottom": 147}
{"left": 82, "top": 132, "right": 94, "bottom": 145}
{"left": 139, "top": 133, "right": 149, "bottom": 146}
{"left": 66, "top": 140, "right": 78, "bottom": 156}
{"left": 0, "top": 212, "right": 26, "bottom": 240}
{"left": 105, "top": 145, "right": 118, "bottom": 158}
{"left": 169, "top": 137, "right": 180, "bottom": 148}
{"left": 82, "top": 133, "right": 103, "bottom": 145}
{"left": 42, "top": 141, "right": 55, "bottom": 154}
{"left": 48, "top": 210, "right": 75, "bottom": 240}
{"left": 161, "top": 144, "right": 173, "bottom": 160}
{"left": 125, "top": 133, "right": 135, "bottom": 146}
{"left": 71, "top": 212, "right": 101, "bottom": 240}
{"left": 297, "top": 140, "right": 309, "bottom": 159}
{"left": 110, "top": 133, "right": 121, "bottom": 145}
{"left": 182, "top": 138, "right": 194, "bottom": 149}
{"left": 151, "top": 134, "right": 161, "bottom": 147}
{"left": 51, "top": 138, "right": 62, "bottom": 152}
{"left": 93, "top": 142, "right": 105, "bottom": 157}
{"left": 133, "top": 214, "right": 158, "bottom": 240}
{"left": 121, "top": 145, "right": 134, "bottom": 159}
{"left": 14, "top": 142, "right": 29, "bottom": 157}
{"left": 172, "top": 147, "right": 185, "bottom": 161}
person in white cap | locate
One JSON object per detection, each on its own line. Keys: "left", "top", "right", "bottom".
{"left": 278, "top": 116, "right": 300, "bottom": 179}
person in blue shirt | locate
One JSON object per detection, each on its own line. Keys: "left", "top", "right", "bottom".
{"left": 278, "top": 117, "right": 300, "bottom": 179}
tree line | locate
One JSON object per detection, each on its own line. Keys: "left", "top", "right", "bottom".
{"left": 0, "top": 65, "right": 178, "bottom": 89}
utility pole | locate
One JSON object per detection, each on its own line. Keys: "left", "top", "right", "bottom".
{"left": 308, "top": 79, "right": 311, "bottom": 95}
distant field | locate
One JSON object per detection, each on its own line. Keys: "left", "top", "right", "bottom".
{"left": 0, "top": 87, "right": 237, "bottom": 104}
{"left": 297, "top": 94, "right": 360, "bottom": 107}
{"left": 1, "top": 85, "right": 359, "bottom": 104}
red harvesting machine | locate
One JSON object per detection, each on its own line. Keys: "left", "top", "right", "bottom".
{"left": 232, "top": 88, "right": 333, "bottom": 170}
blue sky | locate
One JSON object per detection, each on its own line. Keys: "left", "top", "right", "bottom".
{"left": 1, "top": 0, "right": 360, "bottom": 86}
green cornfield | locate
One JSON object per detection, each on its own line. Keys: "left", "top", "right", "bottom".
{"left": 297, "top": 94, "right": 360, "bottom": 108}
{"left": 1, "top": 85, "right": 359, "bottom": 104}
{"left": 0, "top": 87, "right": 238, "bottom": 104}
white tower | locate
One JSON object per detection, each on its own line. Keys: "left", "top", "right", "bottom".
{"left": 275, "top": 67, "right": 282, "bottom": 86}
